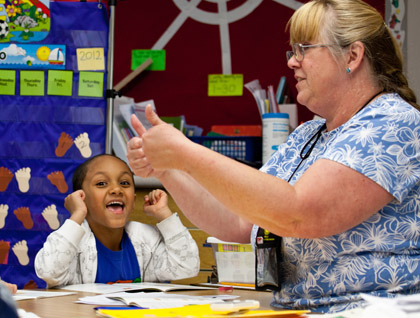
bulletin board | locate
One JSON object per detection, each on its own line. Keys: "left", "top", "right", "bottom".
{"left": 0, "top": 0, "right": 108, "bottom": 289}
{"left": 113, "top": 0, "right": 385, "bottom": 134}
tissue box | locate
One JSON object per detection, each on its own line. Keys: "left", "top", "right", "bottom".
{"left": 206, "top": 237, "right": 255, "bottom": 284}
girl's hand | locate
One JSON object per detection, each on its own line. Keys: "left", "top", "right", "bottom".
{"left": 64, "top": 190, "right": 87, "bottom": 225}
{"left": 143, "top": 189, "right": 173, "bottom": 222}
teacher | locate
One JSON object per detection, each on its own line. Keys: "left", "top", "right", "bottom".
{"left": 127, "top": 0, "right": 420, "bottom": 313}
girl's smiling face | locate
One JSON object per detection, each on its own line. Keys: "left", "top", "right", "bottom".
{"left": 81, "top": 156, "right": 135, "bottom": 233}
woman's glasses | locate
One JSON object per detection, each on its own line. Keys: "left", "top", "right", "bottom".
{"left": 286, "top": 43, "right": 330, "bottom": 62}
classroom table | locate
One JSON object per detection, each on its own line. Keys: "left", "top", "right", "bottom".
{"left": 17, "top": 288, "right": 275, "bottom": 318}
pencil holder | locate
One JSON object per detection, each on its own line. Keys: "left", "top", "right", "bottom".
{"left": 262, "top": 113, "right": 289, "bottom": 164}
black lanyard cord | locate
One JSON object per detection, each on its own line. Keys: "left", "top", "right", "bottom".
{"left": 287, "top": 123, "right": 326, "bottom": 183}
{"left": 286, "top": 90, "right": 383, "bottom": 183}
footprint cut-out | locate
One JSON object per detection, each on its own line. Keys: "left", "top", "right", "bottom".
{"left": 47, "top": 171, "right": 68, "bottom": 193}
{"left": 55, "top": 132, "right": 74, "bottom": 157}
{"left": 0, "top": 240, "right": 10, "bottom": 264}
{"left": 42, "top": 204, "right": 60, "bottom": 230}
{"left": 74, "top": 132, "right": 92, "bottom": 158}
{"left": 13, "top": 207, "right": 33, "bottom": 229}
{"left": 0, "top": 167, "right": 14, "bottom": 192}
{"left": 15, "top": 167, "right": 31, "bottom": 193}
{"left": 0, "top": 204, "right": 8, "bottom": 229}
{"left": 12, "top": 240, "right": 29, "bottom": 266}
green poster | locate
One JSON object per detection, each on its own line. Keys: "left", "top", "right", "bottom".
{"left": 78, "top": 71, "right": 104, "bottom": 98}
{"left": 131, "top": 50, "right": 165, "bottom": 71}
{"left": 20, "top": 71, "right": 45, "bottom": 96}
{"left": 47, "top": 70, "right": 73, "bottom": 96}
{"left": 0, "top": 70, "right": 16, "bottom": 95}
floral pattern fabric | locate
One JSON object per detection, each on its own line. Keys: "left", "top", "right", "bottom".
{"left": 255, "top": 93, "right": 420, "bottom": 313}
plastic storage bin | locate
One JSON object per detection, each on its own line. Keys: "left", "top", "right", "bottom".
{"left": 189, "top": 136, "right": 262, "bottom": 165}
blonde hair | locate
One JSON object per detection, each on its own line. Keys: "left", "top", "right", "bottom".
{"left": 287, "top": 0, "right": 419, "bottom": 110}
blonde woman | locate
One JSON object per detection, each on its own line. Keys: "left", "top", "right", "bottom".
{"left": 127, "top": 0, "right": 420, "bottom": 313}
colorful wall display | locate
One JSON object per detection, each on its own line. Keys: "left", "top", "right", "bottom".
{"left": 0, "top": 44, "right": 66, "bottom": 69}
{"left": 0, "top": 0, "right": 50, "bottom": 43}
{"left": 0, "top": 1, "right": 108, "bottom": 289}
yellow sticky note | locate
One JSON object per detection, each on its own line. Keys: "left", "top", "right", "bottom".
{"left": 76, "top": 48, "right": 105, "bottom": 71}
{"left": 208, "top": 74, "right": 243, "bottom": 96}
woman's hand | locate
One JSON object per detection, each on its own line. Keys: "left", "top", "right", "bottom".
{"left": 127, "top": 105, "right": 193, "bottom": 174}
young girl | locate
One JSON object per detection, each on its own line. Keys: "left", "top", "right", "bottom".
{"left": 35, "top": 154, "right": 199, "bottom": 288}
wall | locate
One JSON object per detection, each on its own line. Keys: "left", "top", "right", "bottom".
{"left": 113, "top": 0, "right": 385, "bottom": 135}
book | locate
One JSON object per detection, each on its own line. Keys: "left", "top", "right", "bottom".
{"left": 196, "top": 282, "right": 257, "bottom": 291}
{"left": 105, "top": 292, "right": 222, "bottom": 309}
{"left": 275, "top": 76, "right": 287, "bottom": 104}
{"left": 160, "top": 115, "right": 185, "bottom": 132}
{"left": 184, "top": 123, "right": 203, "bottom": 137}
{"left": 118, "top": 121, "right": 135, "bottom": 144}
{"left": 61, "top": 282, "right": 215, "bottom": 294}
{"left": 210, "top": 125, "right": 262, "bottom": 137}
{"left": 119, "top": 282, "right": 214, "bottom": 292}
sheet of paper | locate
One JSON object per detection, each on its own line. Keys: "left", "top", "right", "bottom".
{"left": 215, "top": 251, "right": 255, "bottom": 284}
{"left": 76, "top": 293, "right": 126, "bottom": 306}
{"left": 13, "top": 290, "right": 76, "bottom": 301}
{"left": 117, "top": 99, "right": 156, "bottom": 136}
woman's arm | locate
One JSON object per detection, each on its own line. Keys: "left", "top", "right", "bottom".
{"left": 128, "top": 107, "right": 393, "bottom": 239}
{"left": 159, "top": 169, "right": 253, "bottom": 243}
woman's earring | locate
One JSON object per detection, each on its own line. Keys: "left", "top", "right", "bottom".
{"left": 346, "top": 67, "right": 351, "bottom": 74}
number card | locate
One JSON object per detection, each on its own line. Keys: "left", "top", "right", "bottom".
{"left": 76, "top": 48, "right": 105, "bottom": 71}
{"left": 208, "top": 74, "right": 243, "bottom": 96}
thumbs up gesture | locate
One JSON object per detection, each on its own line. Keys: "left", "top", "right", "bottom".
{"left": 126, "top": 104, "right": 189, "bottom": 177}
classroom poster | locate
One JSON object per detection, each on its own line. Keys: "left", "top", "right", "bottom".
{"left": 0, "top": 1, "right": 108, "bottom": 289}
{"left": 0, "top": 0, "right": 50, "bottom": 43}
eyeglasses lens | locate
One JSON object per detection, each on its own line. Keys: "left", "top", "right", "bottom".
{"left": 286, "top": 44, "right": 304, "bottom": 62}
{"left": 295, "top": 43, "right": 303, "bottom": 61}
